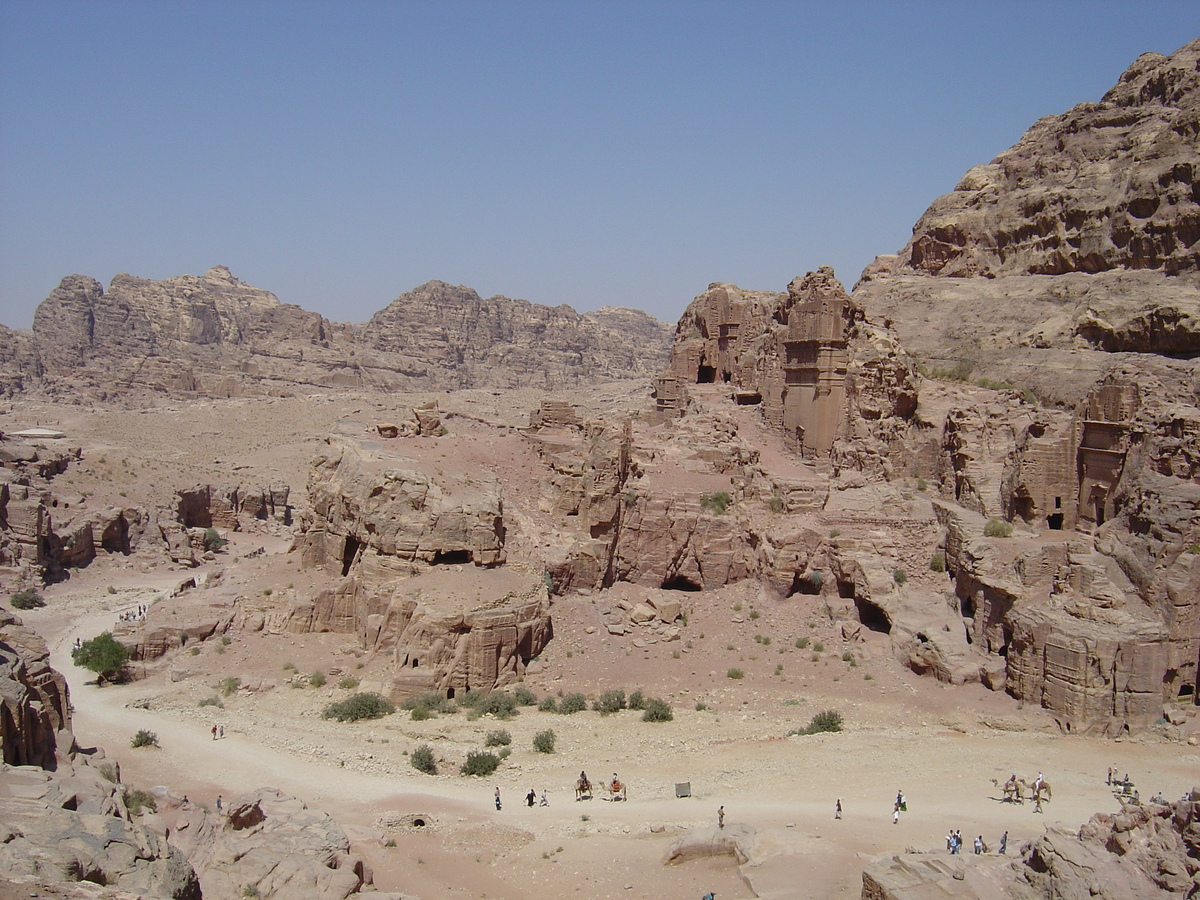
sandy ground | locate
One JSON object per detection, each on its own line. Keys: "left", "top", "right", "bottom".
{"left": 5, "top": 389, "right": 1199, "bottom": 900}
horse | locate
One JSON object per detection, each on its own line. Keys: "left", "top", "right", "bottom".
{"left": 606, "top": 778, "right": 627, "bottom": 801}
{"left": 575, "top": 776, "right": 592, "bottom": 800}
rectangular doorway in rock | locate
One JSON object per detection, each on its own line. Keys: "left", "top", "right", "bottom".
{"left": 341, "top": 536, "right": 361, "bottom": 577}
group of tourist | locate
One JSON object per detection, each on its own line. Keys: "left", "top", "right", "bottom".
{"left": 119, "top": 604, "right": 147, "bottom": 622}
{"left": 493, "top": 786, "right": 548, "bottom": 810}
{"left": 946, "top": 829, "right": 1007, "bottom": 855}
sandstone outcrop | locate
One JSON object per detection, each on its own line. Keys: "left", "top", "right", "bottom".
{"left": 854, "top": 38, "right": 1200, "bottom": 406}
{"left": 659, "top": 269, "right": 918, "bottom": 467}
{"left": 166, "top": 788, "right": 400, "bottom": 900}
{"left": 0, "top": 611, "right": 72, "bottom": 768}
{"left": 861, "top": 789, "right": 1200, "bottom": 900}
{"left": 883, "top": 38, "right": 1200, "bottom": 280}
{"left": 14, "top": 268, "right": 671, "bottom": 401}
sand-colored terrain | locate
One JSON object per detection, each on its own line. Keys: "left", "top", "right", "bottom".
{"left": 5, "top": 389, "right": 1197, "bottom": 900}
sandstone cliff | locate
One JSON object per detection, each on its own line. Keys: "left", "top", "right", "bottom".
{"left": 16, "top": 267, "right": 671, "bottom": 400}
{"left": 854, "top": 36, "right": 1200, "bottom": 406}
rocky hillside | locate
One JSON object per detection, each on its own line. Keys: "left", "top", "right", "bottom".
{"left": 1, "top": 266, "right": 672, "bottom": 400}
{"left": 854, "top": 36, "right": 1200, "bottom": 405}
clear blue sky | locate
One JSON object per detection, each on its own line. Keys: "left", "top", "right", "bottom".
{"left": 1, "top": 1, "right": 1196, "bottom": 329}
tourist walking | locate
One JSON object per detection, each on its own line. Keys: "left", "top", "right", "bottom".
{"left": 974, "top": 835, "right": 983, "bottom": 854}
{"left": 835, "top": 798, "right": 842, "bottom": 820}
{"left": 494, "top": 787, "right": 501, "bottom": 811}
{"left": 999, "top": 831, "right": 1008, "bottom": 855}
{"left": 526, "top": 788, "right": 536, "bottom": 808}
{"left": 717, "top": 805, "right": 725, "bottom": 829}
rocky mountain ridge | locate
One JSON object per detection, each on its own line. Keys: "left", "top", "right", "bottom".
{"left": 0, "top": 266, "right": 672, "bottom": 401}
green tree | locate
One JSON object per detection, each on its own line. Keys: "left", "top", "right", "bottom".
{"left": 72, "top": 632, "right": 130, "bottom": 683}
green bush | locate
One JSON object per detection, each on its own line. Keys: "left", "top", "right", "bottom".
{"left": 484, "top": 729, "right": 512, "bottom": 747}
{"left": 641, "top": 697, "right": 673, "bottom": 722}
{"left": 930, "top": 552, "right": 946, "bottom": 572}
{"left": 727, "top": 668, "right": 744, "bottom": 680}
{"left": 10, "top": 588, "right": 44, "bottom": 610}
{"left": 338, "top": 676, "right": 360, "bottom": 690}
{"left": 790, "top": 709, "right": 843, "bottom": 736}
{"left": 460, "top": 750, "right": 500, "bottom": 777}
{"left": 309, "top": 671, "right": 326, "bottom": 687}
{"left": 124, "top": 787, "right": 157, "bottom": 814}
{"left": 700, "top": 491, "right": 731, "bottom": 515}
{"left": 322, "top": 692, "right": 396, "bottom": 722}
{"left": 592, "top": 689, "right": 627, "bottom": 715}
{"left": 533, "top": 729, "right": 556, "bottom": 753}
{"left": 72, "top": 632, "right": 131, "bottom": 683}
{"left": 983, "top": 518, "right": 1013, "bottom": 538}
{"left": 627, "top": 689, "right": 646, "bottom": 710}
{"left": 411, "top": 706, "right": 433, "bottom": 721}
{"left": 538, "top": 696, "right": 558, "bottom": 712}
{"left": 411, "top": 744, "right": 437, "bottom": 774}
{"left": 131, "top": 729, "right": 159, "bottom": 748}
{"left": 795, "top": 636, "right": 810, "bottom": 649}
{"left": 402, "top": 692, "right": 455, "bottom": 715}
{"left": 202, "top": 527, "right": 227, "bottom": 552}
{"left": 893, "top": 569, "right": 907, "bottom": 586}
{"left": 220, "top": 676, "right": 241, "bottom": 697}
{"left": 813, "top": 642, "right": 825, "bottom": 653}
{"left": 557, "top": 692, "right": 587, "bottom": 714}
{"left": 514, "top": 686, "right": 537, "bottom": 706}
{"left": 474, "top": 692, "right": 518, "bottom": 719}
{"left": 199, "top": 695, "right": 222, "bottom": 708}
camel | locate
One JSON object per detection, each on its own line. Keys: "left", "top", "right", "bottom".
{"left": 1020, "top": 777, "right": 1052, "bottom": 803}
{"left": 606, "top": 777, "right": 627, "bottom": 801}
{"left": 992, "top": 775, "right": 1025, "bottom": 803}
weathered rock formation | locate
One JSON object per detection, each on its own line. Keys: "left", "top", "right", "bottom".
{"left": 166, "top": 788, "right": 400, "bottom": 900}
{"left": 0, "top": 610, "right": 72, "bottom": 768}
{"left": 14, "top": 267, "right": 672, "bottom": 400}
{"left": 886, "top": 39, "right": 1200, "bottom": 280}
{"left": 861, "top": 789, "right": 1200, "bottom": 900}
{"left": 854, "top": 37, "right": 1200, "bottom": 407}
{"left": 658, "top": 268, "right": 918, "bottom": 469}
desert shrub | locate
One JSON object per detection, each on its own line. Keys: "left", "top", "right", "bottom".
{"left": 592, "top": 689, "right": 627, "bottom": 715}
{"left": 485, "top": 729, "right": 512, "bottom": 747}
{"left": 538, "top": 696, "right": 558, "bottom": 712}
{"left": 10, "top": 588, "right": 44, "bottom": 610}
{"left": 893, "top": 569, "right": 907, "bottom": 586}
{"left": 322, "top": 692, "right": 396, "bottom": 722}
{"left": 514, "top": 686, "right": 537, "bottom": 706}
{"left": 309, "top": 671, "right": 326, "bottom": 687}
{"left": 930, "top": 552, "right": 946, "bottom": 572}
{"left": 627, "top": 689, "right": 647, "bottom": 710}
{"left": 790, "top": 709, "right": 843, "bottom": 736}
{"left": 403, "top": 692, "right": 455, "bottom": 715}
{"left": 557, "top": 692, "right": 587, "bottom": 714}
{"left": 916, "top": 477, "right": 928, "bottom": 492}
{"left": 131, "top": 729, "right": 159, "bottom": 748}
{"left": 220, "top": 676, "right": 241, "bottom": 697}
{"left": 641, "top": 697, "right": 673, "bottom": 722}
{"left": 202, "top": 527, "right": 227, "bottom": 552}
{"left": 338, "top": 676, "right": 360, "bottom": 690}
{"left": 795, "top": 636, "right": 810, "bottom": 649}
{"left": 497, "top": 746, "right": 512, "bottom": 759}
{"left": 124, "top": 787, "right": 157, "bottom": 814}
{"left": 533, "top": 729, "right": 556, "bottom": 753}
{"left": 473, "top": 692, "right": 518, "bottom": 720}
{"left": 190, "top": 646, "right": 201, "bottom": 656}
{"left": 727, "top": 668, "right": 744, "bottom": 680}
{"left": 460, "top": 750, "right": 500, "bottom": 777}
{"left": 411, "top": 744, "right": 437, "bottom": 774}
{"left": 983, "top": 518, "right": 1013, "bottom": 538}
{"left": 199, "top": 695, "right": 222, "bottom": 708}
{"left": 455, "top": 689, "right": 485, "bottom": 709}
{"left": 813, "top": 642, "right": 825, "bottom": 653}
{"left": 73, "top": 632, "right": 131, "bottom": 683}
{"left": 411, "top": 706, "right": 433, "bottom": 721}
{"left": 700, "top": 491, "right": 731, "bottom": 515}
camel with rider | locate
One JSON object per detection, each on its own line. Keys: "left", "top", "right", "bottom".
{"left": 992, "top": 774, "right": 1052, "bottom": 804}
